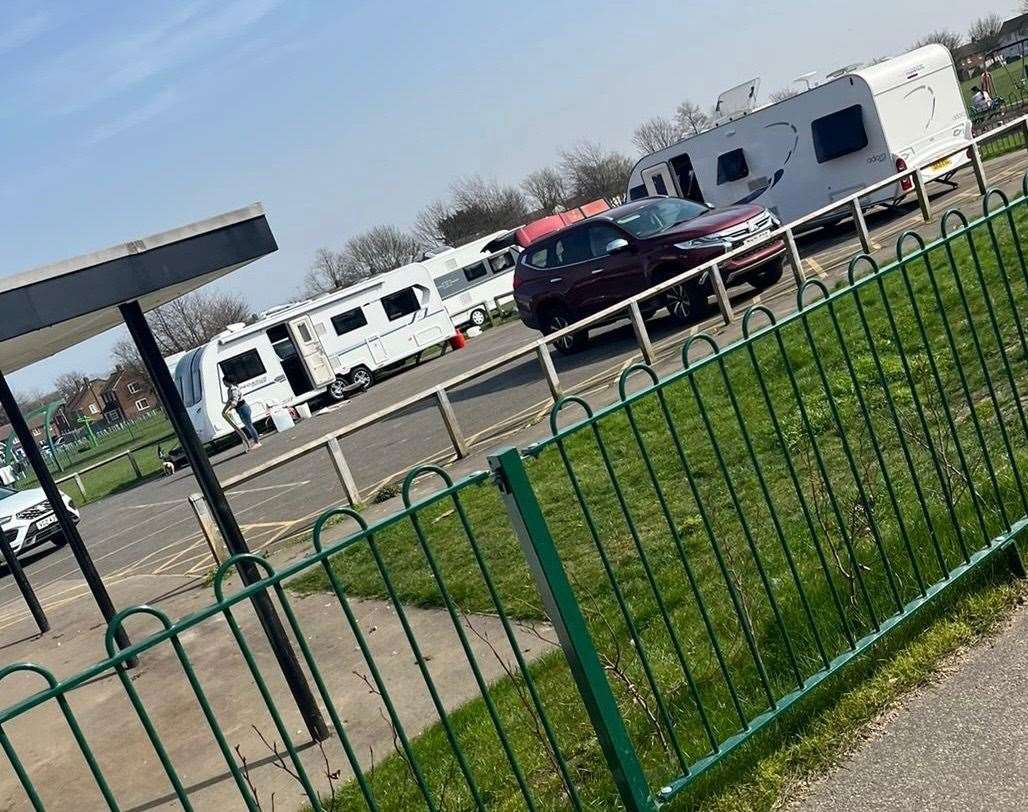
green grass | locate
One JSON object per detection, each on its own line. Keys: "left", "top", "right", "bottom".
{"left": 16, "top": 415, "right": 174, "bottom": 504}
{"left": 962, "top": 56, "right": 1028, "bottom": 108}
{"left": 289, "top": 200, "right": 1028, "bottom": 809}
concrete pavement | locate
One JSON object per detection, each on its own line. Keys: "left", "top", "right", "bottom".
{"left": 794, "top": 599, "right": 1028, "bottom": 811}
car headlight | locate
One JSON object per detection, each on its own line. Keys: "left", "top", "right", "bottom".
{"left": 675, "top": 235, "right": 728, "bottom": 250}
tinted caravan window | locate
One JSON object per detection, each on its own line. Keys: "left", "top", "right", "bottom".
{"left": 331, "top": 308, "right": 368, "bottom": 335}
{"left": 811, "top": 105, "right": 868, "bottom": 163}
{"left": 219, "top": 349, "right": 266, "bottom": 384}
{"left": 382, "top": 287, "right": 421, "bottom": 320}
{"left": 716, "top": 148, "right": 749, "bottom": 184}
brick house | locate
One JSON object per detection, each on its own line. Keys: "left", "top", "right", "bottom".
{"left": 99, "top": 366, "right": 156, "bottom": 421}
{"left": 64, "top": 378, "right": 109, "bottom": 424}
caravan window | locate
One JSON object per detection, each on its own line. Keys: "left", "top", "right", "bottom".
{"left": 811, "top": 105, "right": 868, "bottom": 163}
{"left": 628, "top": 184, "right": 647, "bottom": 201}
{"left": 331, "top": 308, "right": 368, "bottom": 335}
{"left": 489, "top": 251, "right": 515, "bottom": 273}
{"left": 463, "top": 262, "right": 487, "bottom": 282}
{"left": 716, "top": 148, "right": 749, "bottom": 184}
{"left": 219, "top": 349, "right": 266, "bottom": 384}
{"left": 382, "top": 287, "right": 421, "bottom": 321}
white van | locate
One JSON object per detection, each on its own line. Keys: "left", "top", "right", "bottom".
{"left": 627, "top": 45, "right": 972, "bottom": 226}
{"left": 421, "top": 231, "right": 521, "bottom": 328}
{"left": 172, "top": 263, "right": 455, "bottom": 444}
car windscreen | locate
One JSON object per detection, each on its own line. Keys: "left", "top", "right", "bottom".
{"left": 0, "top": 487, "right": 14, "bottom": 501}
{"left": 613, "top": 199, "right": 708, "bottom": 238}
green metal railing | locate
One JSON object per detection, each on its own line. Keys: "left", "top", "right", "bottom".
{"left": 2, "top": 180, "right": 1028, "bottom": 810}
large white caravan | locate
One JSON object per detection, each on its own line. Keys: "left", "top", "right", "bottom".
{"left": 421, "top": 232, "right": 521, "bottom": 328}
{"left": 172, "top": 263, "right": 455, "bottom": 444}
{"left": 627, "top": 46, "right": 972, "bottom": 225}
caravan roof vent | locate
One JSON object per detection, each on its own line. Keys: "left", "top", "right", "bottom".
{"left": 713, "top": 77, "right": 760, "bottom": 125}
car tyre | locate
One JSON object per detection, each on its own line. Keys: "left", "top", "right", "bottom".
{"left": 663, "top": 280, "right": 709, "bottom": 326}
{"left": 542, "top": 307, "right": 588, "bottom": 355}
{"left": 749, "top": 257, "right": 785, "bottom": 290}
{"left": 469, "top": 308, "right": 488, "bottom": 327}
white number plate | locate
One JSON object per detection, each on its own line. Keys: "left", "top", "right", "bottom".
{"left": 742, "top": 228, "right": 771, "bottom": 247}
{"left": 36, "top": 514, "right": 57, "bottom": 529}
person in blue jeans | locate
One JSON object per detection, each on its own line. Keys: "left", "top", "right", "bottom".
{"left": 223, "top": 377, "right": 261, "bottom": 450}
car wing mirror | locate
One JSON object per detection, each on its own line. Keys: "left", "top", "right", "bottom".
{"left": 606, "top": 238, "right": 631, "bottom": 255}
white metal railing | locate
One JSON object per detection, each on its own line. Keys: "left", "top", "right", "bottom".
{"left": 187, "top": 115, "right": 1028, "bottom": 559}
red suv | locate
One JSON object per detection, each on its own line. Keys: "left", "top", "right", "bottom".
{"left": 513, "top": 196, "right": 786, "bottom": 352}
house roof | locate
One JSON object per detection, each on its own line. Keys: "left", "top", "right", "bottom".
{"left": 999, "top": 13, "right": 1028, "bottom": 38}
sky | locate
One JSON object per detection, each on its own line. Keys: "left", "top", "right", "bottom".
{"left": 1, "top": 0, "right": 1001, "bottom": 393}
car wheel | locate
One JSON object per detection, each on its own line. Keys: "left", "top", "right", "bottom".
{"left": 348, "top": 365, "right": 374, "bottom": 391}
{"left": 542, "top": 308, "right": 588, "bottom": 355}
{"left": 663, "top": 281, "right": 708, "bottom": 325}
{"left": 749, "top": 257, "right": 785, "bottom": 290}
{"left": 469, "top": 308, "right": 488, "bottom": 327}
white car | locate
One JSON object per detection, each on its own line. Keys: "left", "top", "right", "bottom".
{"left": 0, "top": 486, "right": 79, "bottom": 557}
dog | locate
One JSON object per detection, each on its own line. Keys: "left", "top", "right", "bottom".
{"left": 157, "top": 446, "right": 176, "bottom": 477}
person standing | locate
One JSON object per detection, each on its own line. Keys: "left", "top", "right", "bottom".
{"left": 222, "top": 377, "right": 261, "bottom": 450}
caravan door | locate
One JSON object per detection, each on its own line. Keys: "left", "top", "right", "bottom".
{"left": 287, "top": 316, "right": 335, "bottom": 387}
{"left": 365, "top": 336, "right": 388, "bottom": 365}
{"left": 641, "top": 163, "right": 678, "bottom": 197}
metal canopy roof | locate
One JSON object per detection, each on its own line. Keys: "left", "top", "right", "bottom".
{"left": 0, "top": 204, "right": 276, "bottom": 373}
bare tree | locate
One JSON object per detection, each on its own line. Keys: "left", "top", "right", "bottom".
{"left": 521, "top": 167, "right": 568, "bottom": 213}
{"left": 912, "top": 29, "right": 963, "bottom": 53}
{"left": 414, "top": 176, "right": 529, "bottom": 249}
{"left": 968, "top": 14, "right": 1003, "bottom": 45}
{"left": 412, "top": 199, "right": 453, "bottom": 250}
{"left": 631, "top": 115, "right": 684, "bottom": 154}
{"left": 53, "top": 372, "right": 89, "bottom": 399}
{"left": 110, "top": 337, "right": 148, "bottom": 381}
{"left": 769, "top": 87, "right": 799, "bottom": 103}
{"left": 341, "top": 226, "right": 421, "bottom": 280}
{"left": 559, "top": 141, "right": 633, "bottom": 203}
{"left": 146, "top": 290, "right": 253, "bottom": 355}
{"left": 674, "top": 100, "right": 711, "bottom": 135}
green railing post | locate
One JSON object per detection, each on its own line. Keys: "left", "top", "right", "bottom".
{"left": 488, "top": 446, "right": 655, "bottom": 812}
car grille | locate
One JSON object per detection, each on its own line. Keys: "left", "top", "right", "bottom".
{"left": 16, "top": 504, "right": 50, "bottom": 521}
{"left": 717, "top": 213, "right": 774, "bottom": 243}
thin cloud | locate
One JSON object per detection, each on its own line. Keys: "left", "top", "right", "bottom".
{"left": 0, "top": 10, "right": 54, "bottom": 55}
{"left": 33, "top": 0, "right": 285, "bottom": 116}
{"left": 85, "top": 87, "right": 180, "bottom": 146}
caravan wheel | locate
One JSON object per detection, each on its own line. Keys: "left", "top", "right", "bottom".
{"left": 469, "top": 308, "right": 488, "bottom": 327}
{"left": 327, "top": 378, "right": 349, "bottom": 401}
{"left": 348, "top": 366, "right": 374, "bottom": 391}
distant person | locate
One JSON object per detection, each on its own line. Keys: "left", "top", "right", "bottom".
{"left": 980, "top": 68, "right": 995, "bottom": 98}
{"left": 222, "top": 377, "right": 261, "bottom": 451}
{"left": 971, "top": 85, "right": 994, "bottom": 113}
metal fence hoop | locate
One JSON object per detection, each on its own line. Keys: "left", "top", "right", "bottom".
{"left": 548, "top": 395, "right": 594, "bottom": 435}
{"left": 617, "top": 363, "right": 659, "bottom": 401}
{"left": 681, "top": 332, "right": 721, "bottom": 369}
{"left": 741, "top": 304, "right": 778, "bottom": 339}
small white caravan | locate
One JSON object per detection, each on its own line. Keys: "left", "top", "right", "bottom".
{"left": 627, "top": 45, "right": 972, "bottom": 225}
{"left": 420, "top": 231, "right": 521, "bottom": 328}
{"left": 171, "top": 263, "right": 455, "bottom": 444}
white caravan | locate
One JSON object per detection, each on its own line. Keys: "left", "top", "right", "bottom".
{"left": 172, "top": 263, "right": 455, "bottom": 444}
{"left": 421, "top": 231, "right": 521, "bottom": 328}
{"left": 627, "top": 45, "right": 972, "bottom": 226}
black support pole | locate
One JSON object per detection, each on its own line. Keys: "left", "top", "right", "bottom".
{"left": 0, "top": 533, "right": 48, "bottom": 635}
{"left": 0, "top": 369, "right": 123, "bottom": 648}
{"left": 119, "top": 300, "right": 329, "bottom": 743}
